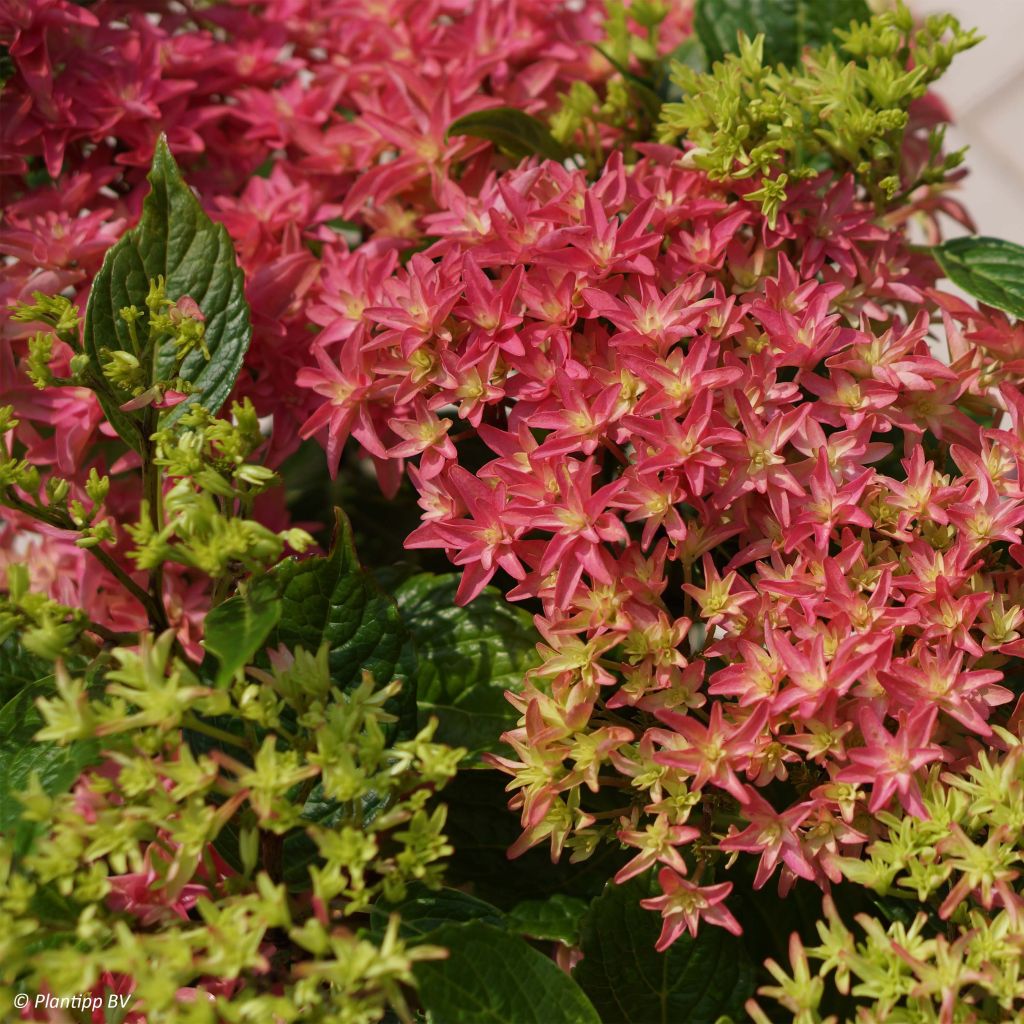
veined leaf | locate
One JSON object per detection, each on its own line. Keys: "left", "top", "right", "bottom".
{"left": 0, "top": 636, "right": 51, "bottom": 705}
{"left": 414, "top": 922, "right": 600, "bottom": 1024}
{"left": 83, "top": 135, "right": 251, "bottom": 447}
{"left": 934, "top": 236, "right": 1024, "bottom": 319}
{"left": 394, "top": 573, "right": 539, "bottom": 756}
{"left": 202, "top": 580, "right": 282, "bottom": 687}
{"left": 506, "top": 894, "right": 589, "bottom": 946}
{"left": 268, "top": 509, "right": 414, "bottom": 733}
{"left": 0, "top": 681, "right": 100, "bottom": 852}
{"left": 448, "top": 108, "right": 569, "bottom": 162}
{"left": 437, "top": 770, "right": 631, "bottom": 908}
{"left": 694, "top": 0, "right": 870, "bottom": 67}
{"left": 573, "top": 874, "right": 754, "bottom": 1024}
{"left": 369, "top": 884, "right": 506, "bottom": 942}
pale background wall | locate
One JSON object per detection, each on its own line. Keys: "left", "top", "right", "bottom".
{"left": 915, "top": 0, "right": 1024, "bottom": 243}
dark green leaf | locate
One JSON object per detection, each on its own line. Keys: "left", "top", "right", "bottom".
{"left": 0, "top": 636, "right": 51, "bottom": 705}
{"left": 30, "top": 883, "right": 81, "bottom": 925}
{"left": 0, "top": 681, "right": 100, "bottom": 850}
{"left": 414, "top": 922, "right": 600, "bottom": 1024}
{"left": 203, "top": 580, "right": 282, "bottom": 686}
{"left": 694, "top": 0, "right": 870, "bottom": 67}
{"left": 436, "top": 770, "right": 630, "bottom": 908}
{"left": 933, "top": 236, "right": 1024, "bottom": 319}
{"left": 370, "top": 884, "right": 505, "bottom": 941}
{"left": 83, "top": 135, "right": 251, "bottom": 447}
{"left": 395, "top": 573, "right": 538, "bottom": 756}
{"left": 281, "top": 782, "right": 389, "bottom": 888}
{"left": 506, "top": 894, "right": 589, "bottom": 945}
{"left": 573, "top": 874, "right": 755, "bottom": 1024}
{"left": 447, "top": 108, "right": 569, "bottom": 162}
{"left": 268, "top": 509, "right": 414, "bottom": 733}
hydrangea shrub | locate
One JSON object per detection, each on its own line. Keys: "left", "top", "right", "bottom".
{"left": 2, "top": 0, "right": 1024, "bottom": 1021}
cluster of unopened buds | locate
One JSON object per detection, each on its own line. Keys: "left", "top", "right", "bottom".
{"left": 746, "top": 743, "right": 1024, "bottom": 1021}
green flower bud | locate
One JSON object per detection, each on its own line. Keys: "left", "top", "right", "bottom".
{"left": 84, "top": 468, "right": 109, "bottom": 506}
{"left": 100, "top": 349, "right": 145, "bottom": 393}
{"left": 239, "top": 825, "right": 260, "bottom": 877}
{"left": 233, "top": 463, "right": 277, "bottom": 487}
{"left": 68, "top": 353, "right": 90, "bottom": 379}
{"left": 0, "top": 405, "right": 19, "bottom": 433}
{"left": 19, "top": 463, "right": 40, "bottom": 495}
{"left": 10, "top": 291, "right": 81, "bottom": 338}
{"left": 68, "top": 499, "right": 88, "bottom": 527}
{"left": 22, "top": 614, "right": 79, "bottom": 661}
{"left": 46, "top": 476, "right": 71, "bottom": 504}
{"left": 6, "top": 563, "right": 29, "bottom": 602}
{"left": 26, "top": 332, "right": 55, "bottom": 389}
{"left": 145, "top": 275, "right": 169, "bottom": 318}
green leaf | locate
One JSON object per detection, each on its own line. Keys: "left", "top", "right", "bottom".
{"left": 694, "top": 0, "right": 870, "bottom": 67}
{"left": 506, "top": 894, "right": 589, "bottom": 946}
{"left": 436, "top": 770, "right": 630, "bottom": 909}
{"left": 202, "top": 580, "right": 282, "bottom": 686}
{"left": 0, "top": 636, "right": 52, "bottom": 705}
{"left": 573, "top": 874, "right": 754, "bottom": 1024}
{"left": 447, "top": 108, "right": 569, "bottom": 162}
{"left": 83, "top": 135, "right": 251, "bottom": 447}
{"left": 268, "top": 509, "right": 414, "bottom": 733}
{"left": 395, "top": 573, "right": 539, "bottom": 756}
{"left": 0, "top": 681, "right": 100, "bottom": 850}
{"left": 281, "top": 781, "right": 389, "bottom": 888}
{"left": 933, "top": 236, "right": 1024, "bottom": 319}
{"left": 414, "top": 922, "right": 600, "bottom": 1024}
{"left": 370, "top": 884, "right": 506, "bottom": 942}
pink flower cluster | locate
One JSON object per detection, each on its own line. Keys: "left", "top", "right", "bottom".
{"left": 297, "top": 148, "right": 1024, "bottom": 942}
{"left": 1, "top": 0, "right": 612, "bottom": 625}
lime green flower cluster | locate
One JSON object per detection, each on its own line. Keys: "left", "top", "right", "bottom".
{"left": 0, "top": 406, "right": 40, "bottom": 502}
{"left": 0, "top": 419, "right": 116, "bottom": 553}
{"left": 126, "top": 398, "right": 313, "bottom": 582}
{"left": 657, "top": 3, "right": 980, "bottom": 223}
{"left": 98, "top": 277, "right": 207, "bottom": 407}
{"left": 11, "top": 276, "right": 214, "bottom": 431}
{"left": 1, "top": 632, "right": 464, "bottom": 1023}
{"left": 749, "top": 739, "right": 1024, "bottom": 1023}
{"left": 0, "top": 563, "right": 92, "bottom": 661}
{"left": 10, "top": 291, "right": 82, "bottom": 391}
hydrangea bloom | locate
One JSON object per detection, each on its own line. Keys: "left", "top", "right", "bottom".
{"left": 292, "top": 139, "right": 1024, "bottom": 937}
{"left": 1, "top": 0, "right": 612, "bottom": 628}
{"left": 3, "top": 0, "right": 1022, "bottom": 988}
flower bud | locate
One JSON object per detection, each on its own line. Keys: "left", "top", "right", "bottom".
{"left": 46, "top": 477, "right": 70, "bottom": 504}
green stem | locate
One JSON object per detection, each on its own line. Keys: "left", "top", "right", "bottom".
{"left": 1, "top": 489, "right": 166, "bottom": 627}
{"left": 83, "top": 621, "right": 137, "bottom": 646}
{"left": 682, "top": 558, "right": 695, "bottom": 623}
{"left": 140, "top": 360, "right": 166, "bottom": 625}
{"left": 91, "top": 546, "right": 169, "bottom": 630}
{"left": 183, "top": 714, "right": 250, "bottom": 752}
